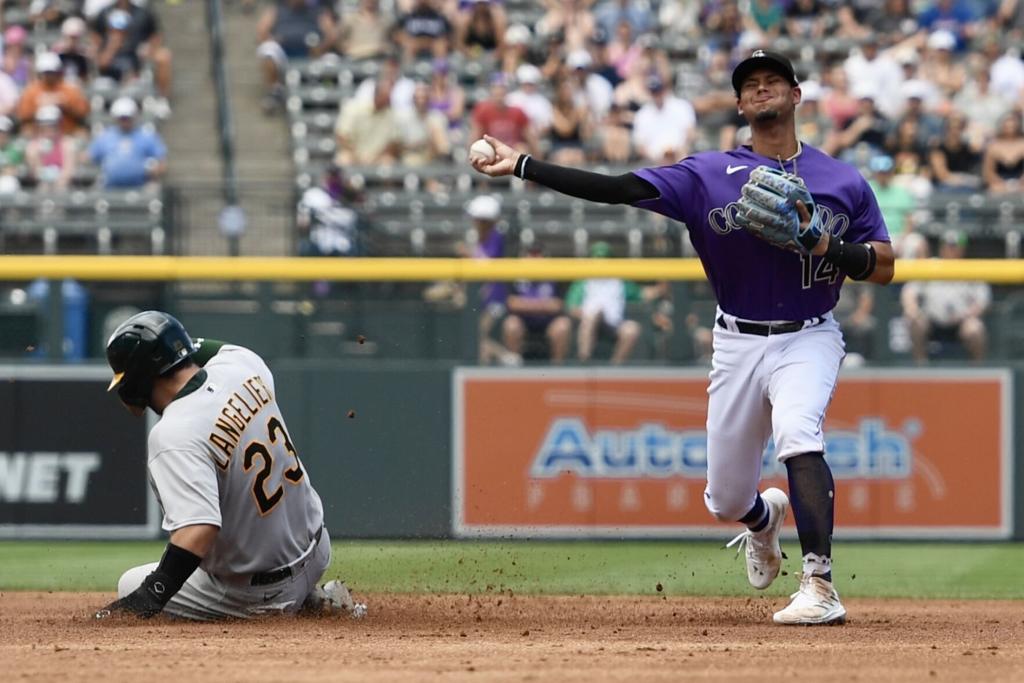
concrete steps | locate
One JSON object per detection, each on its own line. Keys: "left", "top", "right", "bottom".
{"left": 222, "top": 3, "right": 296, "bottom": 255}
{"left": 159, "top": 0, "right": 295, "bottom": 256}
{"left": 162, "top": 3, "right": 220, "bottom": 183}
{"left": 223, "top": 7, "right": 294, "bottom": 164}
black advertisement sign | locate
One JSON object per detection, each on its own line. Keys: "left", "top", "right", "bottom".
{"left": 0, "top": 366, "right": 157, "bottom": 538}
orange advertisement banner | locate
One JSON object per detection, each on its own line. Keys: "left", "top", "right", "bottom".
{"left": 453, "top": 369, "right": 1012, "bottom": 539}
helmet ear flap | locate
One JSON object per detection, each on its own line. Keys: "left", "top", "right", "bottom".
{"left": 108, "top": 331, "right": 153, "bottom": 409}
{"left": 117, "top": 359, "right": 154, "bottom": 410}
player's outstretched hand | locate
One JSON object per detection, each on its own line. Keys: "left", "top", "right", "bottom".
{"left": 469, "top": 135, "right": 519, "bottom": 177}
{"left": 93, "top": 588, "right": 163, "bottom": 620}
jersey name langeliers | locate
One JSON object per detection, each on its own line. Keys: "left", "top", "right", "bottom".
{"left": 147, "top": 345, "right": 324, "bottom": 577}
{"left": 632, "top": 143, "right": 890, "bottom": 321}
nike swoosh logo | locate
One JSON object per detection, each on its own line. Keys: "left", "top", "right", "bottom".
{"left": 726, "top": 165, "right": 749, "bottom": 175}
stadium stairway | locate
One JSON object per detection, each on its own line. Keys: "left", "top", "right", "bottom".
{"left": 221, "top": 3, "right": 296, "bottom": 256}
{"left": 158, "top": 1, "right": 225, "bottom": 254}
{"left": 158, "top": 1, "right": 293, "bottom": 256}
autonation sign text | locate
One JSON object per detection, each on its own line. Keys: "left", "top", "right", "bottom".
{"left": 529, "top": 418, "right": 913, "bottom": 480}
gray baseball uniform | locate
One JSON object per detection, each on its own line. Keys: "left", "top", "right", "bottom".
{"left": 118, "top": 342, "right": 330, "bottom": 619}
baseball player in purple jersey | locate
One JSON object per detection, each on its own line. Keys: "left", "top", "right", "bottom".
{"left": 471, "top": 49, "right": 894, "bottom": 625}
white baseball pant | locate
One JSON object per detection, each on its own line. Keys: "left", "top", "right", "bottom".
{"left": 703, "top": 309, "right": 844, "bottom": 522}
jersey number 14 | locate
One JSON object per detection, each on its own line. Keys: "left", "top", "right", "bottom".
{"left": 800, "top": 253, "right": 840, "bottom": 289}
{"left": 243, "top": 415, "right": 305, "bottom": 515}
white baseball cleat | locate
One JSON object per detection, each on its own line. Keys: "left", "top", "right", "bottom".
{"left": 725, "top": 487, "right": 789, "bottom": 590}
{"left": 307, "top": 580, "right": 368, "bottom": 619}
{"left": 773, "top": 573, "right": 847, "bottom": 625}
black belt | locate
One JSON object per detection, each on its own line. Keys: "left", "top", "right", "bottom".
{"left": 716, "top": 315, "right": 824, "bottom": 336}
{"left": 250, "top": 526, "right": 323, "bottom": 586}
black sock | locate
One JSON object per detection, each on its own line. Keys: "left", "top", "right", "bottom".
{"left": 738, "top": 493, "right": 769, "bottom": 532}
{"left": 786, "top": 452, "right": 834, "bottom": 581}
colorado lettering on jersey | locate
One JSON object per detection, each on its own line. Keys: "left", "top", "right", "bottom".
{"left": 708, "top": 201, "right": 851, "bottom": 239}
{"left": 208, "top": 375, "right": 274, "bottom": 464}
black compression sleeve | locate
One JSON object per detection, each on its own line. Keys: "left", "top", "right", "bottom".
{"left": 142, "top": 543, "right": 202, "bottom": 607}
{"left": 823, "top": 237, "right": 877, "bottom": 281}
{"left": 110, "top": 543, "right": 202, "bottom": 618}
{"left": 520, "top": 157, "right": 659, "bottom": 205}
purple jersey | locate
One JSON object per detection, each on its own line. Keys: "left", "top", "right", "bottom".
{"left": 632, "top": 144, "right": 889, "bottom": 321}
{"left": 475, "top": 228, "right": 507, "bottom": 306}
{"left": 511, "top": 280, "right": 559, "bottom": 329}
{"left": 474, "top": 228, "right": 504, "bottom": 259}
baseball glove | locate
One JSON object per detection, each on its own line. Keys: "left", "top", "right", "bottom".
{"left": 733, "top": 166, "right": 823, "bottom": 253}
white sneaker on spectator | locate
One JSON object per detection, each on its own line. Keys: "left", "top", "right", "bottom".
{"left": 498, "top": 351, "right": 523, "bottom": 367}
{"left": 148, "top": 97, "right": 172, "bottom": 120}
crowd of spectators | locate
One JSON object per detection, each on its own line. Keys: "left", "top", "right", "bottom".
{"left": 263, "top": 0, "right": 1024, "bottom": 206}
{"left": 0, "top": 0, "right": 171, "bottom": 196}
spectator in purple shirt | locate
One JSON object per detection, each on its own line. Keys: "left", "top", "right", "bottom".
{"left": 501, "top": 243, "right": 572, "bottom": 363}
{"left": 459, "top": 194, "right": 518, "bottom": 365}
{"left": 396, "top": 0, "right": 452, "bottom": 63}
{"left": 2, "top": 25, "right": 32, "bottom": 89}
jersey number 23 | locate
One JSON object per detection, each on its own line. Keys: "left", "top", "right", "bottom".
{"left": 243, "top": 415, "right": 305, "bottom": 515}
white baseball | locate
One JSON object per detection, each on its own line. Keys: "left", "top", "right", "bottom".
{"left": 469, "top": 139, "right": 496, "bottom": 163}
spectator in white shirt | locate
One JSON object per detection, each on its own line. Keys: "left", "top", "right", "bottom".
{"left": 954, "top": 68, "right": 1010, "bottom": 145}
{"left": 354, "top": 54, "right": 416, "bottom": 113}
{"left": 567, "top": 49, "right": 614, "bottom": 121}
{"left": 989, "top": 47, "right": 1024, "bottom": 102}
{"left": 632, "top": 74, "right": 695, "bottom": 163}
{"left": 506, "top": 63, "right": 552, "bottom": 136}
{"left": 901, "top": 230, "right": 990, "bottom": 363}
{"left": 844, "top": 37, "right": 904, "bottom": 120}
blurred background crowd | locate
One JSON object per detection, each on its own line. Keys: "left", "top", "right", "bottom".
{"left": 263, "top": 0, "right": 1024, "bottom": 204}
{"left": 0, "top": 0, "right": 171, "bottom": 195}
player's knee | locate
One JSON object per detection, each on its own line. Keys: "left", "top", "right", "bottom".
{"left": 117, "top": 562, "right": 159, "bottom": 599}
{"left": 703, "top": 487, "right": 753, "bottom": 522}
{"left": 773, "top": 416, "right": 820, "bottom": 460}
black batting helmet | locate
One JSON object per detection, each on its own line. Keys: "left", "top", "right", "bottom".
{"left": 105, "top": 310, "right": 196, "bottom": 411}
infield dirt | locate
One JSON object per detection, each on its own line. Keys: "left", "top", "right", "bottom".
{"left": 2, "top": 592, "right": 1022, "bottom": 682}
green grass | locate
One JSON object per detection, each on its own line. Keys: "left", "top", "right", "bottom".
{"left": 1, "top": 541, "right": 1022, "bottom": 599}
